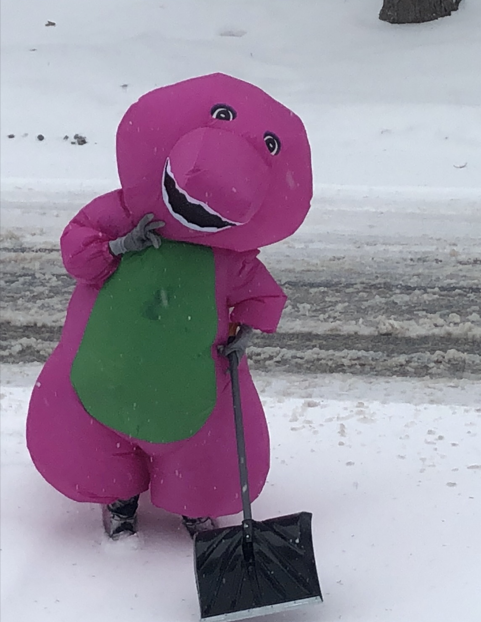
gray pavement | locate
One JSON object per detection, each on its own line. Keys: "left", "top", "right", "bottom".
{"left": 2, "top": 243, "right": 480, "bottom": 378}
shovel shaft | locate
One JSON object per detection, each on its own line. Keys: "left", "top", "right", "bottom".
{"left": 228, "top": 352, "right": 253, "bottom": 525}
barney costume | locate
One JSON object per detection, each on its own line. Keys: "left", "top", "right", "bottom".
{"left": 27, "top": 73, "right": 312, "bottom": 528}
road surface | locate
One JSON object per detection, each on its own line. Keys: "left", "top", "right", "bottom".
{"left": 2, "top": 240, "right": 480, "bottom": 378}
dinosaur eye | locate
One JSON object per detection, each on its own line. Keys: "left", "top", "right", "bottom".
{"left": 264, "top": 132, "right": 281, "bottom": 155}
{"left": 211, "top": 104, "right": 237, "bottom": 121}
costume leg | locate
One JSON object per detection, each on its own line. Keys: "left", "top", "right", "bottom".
{"left": 27, "top": 349, "right": 150, "bottom": 504}
{"left": 143, "top": 368, "right": 270, "bottom": 518}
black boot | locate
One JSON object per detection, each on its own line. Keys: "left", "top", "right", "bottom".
{"left": 182, "top": 515, "right": 218, "bottom": 539}
{"left": 102, "top": 495, "right": 139, "bottom": 539}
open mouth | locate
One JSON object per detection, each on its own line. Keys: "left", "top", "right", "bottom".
{"left": 162, "top": 159, "right": 239, "bottom": 232}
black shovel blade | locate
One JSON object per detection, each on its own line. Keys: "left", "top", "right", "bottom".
{"left": 194, "top": 511, "right": 322, "bottom": 622}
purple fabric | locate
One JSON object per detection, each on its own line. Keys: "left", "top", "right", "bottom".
{"left": 27, "top": 73, "right": 312, "bottom": 518}
{"left": 117, "top": 73, "right": 312, "bottom": 250}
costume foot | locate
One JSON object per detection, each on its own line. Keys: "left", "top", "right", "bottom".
{"left": 102, "top": 495, "right": 139, "bottom": 540}
{"left": 182, "top": 515, "right": 218, "bottom": 539}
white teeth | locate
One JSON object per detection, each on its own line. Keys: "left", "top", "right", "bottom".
{"left": 162, "top": 159, "right": 240, "bottom": 232}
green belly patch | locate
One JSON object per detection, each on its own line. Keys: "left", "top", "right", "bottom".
{"left": 71, "top": 241, "right": 217, "bottom": 443}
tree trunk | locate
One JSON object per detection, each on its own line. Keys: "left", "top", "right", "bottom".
{"left": 379, "top": 0, "right": 462, "bottom": 24}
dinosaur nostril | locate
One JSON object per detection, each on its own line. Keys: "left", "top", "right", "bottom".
{"left": 185, "top": 164, "right": 203, "bottom": 179}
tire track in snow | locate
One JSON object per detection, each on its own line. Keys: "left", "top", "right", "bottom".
{"left": 1, "top": 246, "right": 480, "bottom": 377}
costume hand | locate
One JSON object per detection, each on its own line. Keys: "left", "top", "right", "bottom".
{"left": 109, "top": 213, "right": 165, "bottom": 256}
{"left": 219, "top": 324, "right": 253, "bottom": 362}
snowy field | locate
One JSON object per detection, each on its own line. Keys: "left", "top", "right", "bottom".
{"left": 2, "top": 0, "right": 480, "bottom": 363}
{"left": 1, "top": 365, "right": 481, "bottom": 622}
{"left": 1, "top": 1, "right": 481, "bottom": 621}
{"left": 2, "top": 0, "right": 481, "bottom": 210}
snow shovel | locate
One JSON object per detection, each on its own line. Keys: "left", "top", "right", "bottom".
{"left": 194, "top": 349, "right": 323, "bottom": 622}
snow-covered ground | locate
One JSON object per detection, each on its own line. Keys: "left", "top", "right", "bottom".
{"left": 2, "top": 0, "right": 480, "bottom": 345}
{"left": 2, "top": 0, "right": 481, "bottom": 206}
{"left": 2, "top": 1, "right": 481, "bottom": 621}
{"left": 1, "top": 365, "right": 480, "bottom": 622}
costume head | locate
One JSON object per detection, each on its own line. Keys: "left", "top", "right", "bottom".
{"left": 116, "top": 73, "right": 312, "bottom": 252}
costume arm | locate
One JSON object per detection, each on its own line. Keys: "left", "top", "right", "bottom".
{"left": 60, "top": 191, "right": 132, "bottom": 286}
{"left": 227, "top": 251, "right": 287, "bottom": 333}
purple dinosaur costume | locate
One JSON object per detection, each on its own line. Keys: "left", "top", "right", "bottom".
{"left": 27, "top": 73, "right": 312, "bottom": 519}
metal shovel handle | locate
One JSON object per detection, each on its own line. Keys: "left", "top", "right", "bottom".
{"left": 227, "top": 351, "right": 254, "bottom": 537}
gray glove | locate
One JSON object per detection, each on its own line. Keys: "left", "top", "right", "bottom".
{"left": 219, "top": 325, "right": 253, "bottom": 362}
{"left": 109, "top": 213, "right": 165, "bottom": 256}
